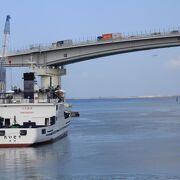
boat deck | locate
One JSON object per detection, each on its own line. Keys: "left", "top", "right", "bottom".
{"left": 0, "top": 91, "right": 63, "bottom": 104}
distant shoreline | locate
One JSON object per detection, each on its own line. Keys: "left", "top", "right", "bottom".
{"left": 67, "top": 95, "right": 179, "bottom": 100}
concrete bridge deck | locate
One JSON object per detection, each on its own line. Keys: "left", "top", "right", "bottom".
{"left": 5, "top": 30, "right": 180, "bottom": 67}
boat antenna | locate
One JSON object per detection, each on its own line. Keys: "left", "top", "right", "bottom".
{"left": 0, "top": 15, "right": 11, "bottom": 93}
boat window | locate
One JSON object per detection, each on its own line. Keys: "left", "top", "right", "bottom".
{"left": 50, "top": 116, "right": 56, "bottom": 125}
{"left": 42, "top": 129, "right": 46, "bottom": 134}
{"left": 0, "top": 130, "right": 5, "bottom": 136}
{"left": 5, "top": 119, "right": 10, "bottom": 127}
{"left": 23, "top": 121, "right": 36, "bottom": 128}
{"left": 0, "top": 117, "right": 4, "bottom": 127}
{"left": 56, "top": 105, "right": 58, "bottom": 111}
{"left": 20, "top": 130, "right": 27, "bottom": 136}
{"left": 64, "top": 111, "right": 70, "bottom": 119}
{"left": 45, "top": 118, "right": 49, "bottom": 126}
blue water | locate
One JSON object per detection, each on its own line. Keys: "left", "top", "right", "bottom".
{"left": 1, "top": 98, "right": 180, "bottom": 179}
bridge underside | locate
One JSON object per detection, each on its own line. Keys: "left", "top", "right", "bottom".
{"left": 49, "top": 42, "right": 180, "bottom": 66}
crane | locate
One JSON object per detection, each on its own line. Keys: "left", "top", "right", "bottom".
{"left": 0, "top": 15, "right": 11, "bottom": 93}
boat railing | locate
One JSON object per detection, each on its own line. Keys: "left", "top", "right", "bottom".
{"left": 0, "top": 98, "right": 59, "bottom": 104}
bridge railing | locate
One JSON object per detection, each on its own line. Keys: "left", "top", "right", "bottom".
{"left": 9, "top": 28, "right": 180, "bottom": 55}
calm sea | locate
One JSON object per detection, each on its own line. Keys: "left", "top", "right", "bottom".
{"left": 1, "top": 97, "right": 180, "bottom": 179}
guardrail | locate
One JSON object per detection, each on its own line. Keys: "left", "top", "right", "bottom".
{"left": 7, "top": 28, "right": 180, "bottom": 55}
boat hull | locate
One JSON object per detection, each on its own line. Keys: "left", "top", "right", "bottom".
{"left": 0, "top": 121, "right": 70, "bottom": 148}
{"left": 0, "top": 131, "right": 68, "bottom": 148}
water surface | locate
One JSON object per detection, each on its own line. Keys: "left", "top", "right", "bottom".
{"left": 0, "top": 98, "right": 180, "bottom": 179}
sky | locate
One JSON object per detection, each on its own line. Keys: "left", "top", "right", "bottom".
{"left": 1, "top": 0, "right": 180, "bottom": 98}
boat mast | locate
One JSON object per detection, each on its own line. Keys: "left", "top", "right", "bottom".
{"left": 0, "top": 15, "right": 11, "bottom": 93}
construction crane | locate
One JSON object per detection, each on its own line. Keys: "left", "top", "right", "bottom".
{"left": 0, "top": 15, "right": 11, "bottom": 93}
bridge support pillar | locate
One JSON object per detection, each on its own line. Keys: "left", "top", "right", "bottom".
{"left": 41, "top": 76, "right": 60, "bottom": 89}
{"left": 34, "top": 66, "right": 66, "bottom": 89}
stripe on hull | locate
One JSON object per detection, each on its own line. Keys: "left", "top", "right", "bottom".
{"left": 0, "top": 132, "right": 68, "bottom": 148}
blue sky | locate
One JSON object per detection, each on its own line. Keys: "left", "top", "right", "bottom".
{"left": 1, "top": 0, "right": 180, "bottom": 98}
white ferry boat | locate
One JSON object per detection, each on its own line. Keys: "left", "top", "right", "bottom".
{"left": 0, "top": 72, "right": 72, "bottom": 147}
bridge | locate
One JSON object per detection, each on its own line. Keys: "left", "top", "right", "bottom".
{"left": 2, "top": 30, "right": 180, "bottom": 89}
{"left": 5, "top": 30, "right": 180, "bottom": 68}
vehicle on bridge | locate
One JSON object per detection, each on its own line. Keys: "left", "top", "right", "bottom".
{"left": 97, "top": 33, "right": 122, "bottom": 40}
{"left": 52, "top": 40, "right": 73, "bottom": 47}
{"left": 170, "top": 30, "right": 179, "bottom": 34}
